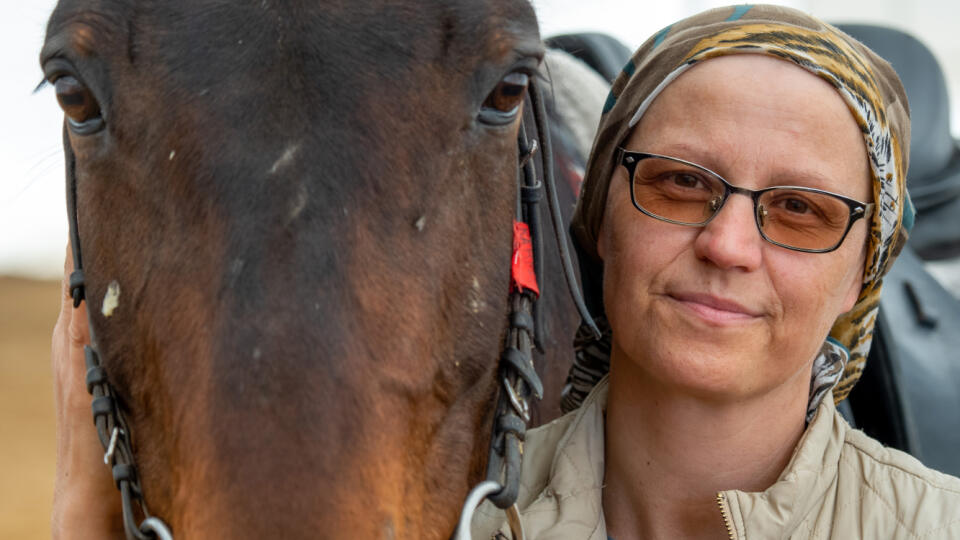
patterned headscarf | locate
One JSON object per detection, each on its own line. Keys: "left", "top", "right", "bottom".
{"left": 563, "top": 4, "right": 913, "bottom": 414}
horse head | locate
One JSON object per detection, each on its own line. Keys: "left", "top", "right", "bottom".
{"left": 43, "top": 0, "right": 578, "bottom": 537}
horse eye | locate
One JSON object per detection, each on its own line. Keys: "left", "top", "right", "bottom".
{"left": 54, "top": 76, "right": 104, "bottom": 134}
{"left": 479, "top": 72, "right": 529, "bottom": 125}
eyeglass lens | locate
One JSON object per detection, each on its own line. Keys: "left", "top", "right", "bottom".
{"left": 630, "top": 156, "right": 855, "bottom": 251}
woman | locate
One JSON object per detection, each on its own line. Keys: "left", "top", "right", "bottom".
{"left": 472, "top": 4, "right": 960, "bottom": 539}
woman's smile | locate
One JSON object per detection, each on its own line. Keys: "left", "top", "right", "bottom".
{"left": 665, "top": 290, "right": 764, "bottom": 325}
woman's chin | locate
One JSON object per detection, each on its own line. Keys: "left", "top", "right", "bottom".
{"left": 615, "top": 331, "right": 772, "bottom": 402}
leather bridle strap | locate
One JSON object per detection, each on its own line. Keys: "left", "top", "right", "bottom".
{"left": 63, "top": 127, "right": 173, "bottom": 540}
{"left": 529, "top": 78, "right": 599, "bottom": 341}
{"left": 65, "top": 128, "right": 85, "bottom": 309}
{"left": 452, "top": 77, "right": 600, "bottom": 540}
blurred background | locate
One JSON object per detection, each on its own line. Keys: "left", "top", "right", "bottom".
{"left": 2, "top": 0, "right": 958, "bottom": 537}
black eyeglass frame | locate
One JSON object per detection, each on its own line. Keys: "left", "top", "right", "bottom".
{"left": 615, "top": 148, "right": 875, "bottom": 253}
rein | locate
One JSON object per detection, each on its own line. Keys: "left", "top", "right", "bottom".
{"left": 64, "top": 77, "right": 597, "bottom": 540}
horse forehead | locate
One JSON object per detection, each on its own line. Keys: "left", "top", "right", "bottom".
{"left": 44, "top": 0, "right": 539, "bottom": 210}
{"left": 46, "top": 0, "right": 541, "bottom": 141}
{"left": 46, "top": 0, "right": 539, "bottom": 65}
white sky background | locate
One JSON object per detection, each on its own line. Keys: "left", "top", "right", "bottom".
{"left": 2, "top": 1, "right": 65, "bottom": 279}
{"left": 3, "top": 0, "right": 960, "bottom": 279}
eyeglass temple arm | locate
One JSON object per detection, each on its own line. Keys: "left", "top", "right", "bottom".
{"left": 856, "top": 202, "right": 875, "bottom": 218}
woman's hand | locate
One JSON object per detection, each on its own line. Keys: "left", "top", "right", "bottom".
{"left": 50, "top": 246, "right": 124, "bottom": 539}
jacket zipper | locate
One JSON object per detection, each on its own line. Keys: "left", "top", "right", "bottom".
{"left": 716, "top": 492, "right": 736, "bottom": 539}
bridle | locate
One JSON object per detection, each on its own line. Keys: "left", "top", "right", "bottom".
{"left": 64, "top": 77, "right": 598, "bottom": 540}
{"left": 451, "top": 79, "right": 599, "bottom": 539}
{"left": 64, "top": 130, "right": 173, "bottom": 539}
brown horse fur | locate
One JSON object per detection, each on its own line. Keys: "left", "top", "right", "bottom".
{"left": 43, "top": 0, "right": 580, "bottom": 537}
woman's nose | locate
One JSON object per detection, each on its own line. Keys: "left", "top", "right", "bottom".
{"left": 692, "top": 193, "right": 764, "bottom": 271}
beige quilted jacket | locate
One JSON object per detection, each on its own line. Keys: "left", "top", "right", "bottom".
{"left": 471, "top": 376, "right": 960, "bottom": 539}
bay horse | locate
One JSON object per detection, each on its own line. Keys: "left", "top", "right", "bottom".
{"left": 43, "top": 0, "right": 586, "bottom": 537}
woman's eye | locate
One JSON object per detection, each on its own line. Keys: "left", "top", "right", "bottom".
{"left": 672, "top": 173, "right": 702, "bottom": 188}
{"left": 479, "top": 72, "right": 529, "bottom": 125}
{"left": 664, "top": 172, "right": 709, "bottom": 191}
{"left": 54, "top": 76, "right": 104, "bottom": 134}
{"left": 781, "top": 198, "right": 811, "bottom": 214}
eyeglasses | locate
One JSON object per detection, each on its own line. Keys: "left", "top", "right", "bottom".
{"left": 615, "top": 149, "right": 874, "bottom": 253}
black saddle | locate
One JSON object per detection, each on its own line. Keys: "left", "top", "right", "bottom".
{"left": 545, "top": 32, "right": 633, "bottom": 84}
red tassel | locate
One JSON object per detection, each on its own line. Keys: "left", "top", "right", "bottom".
{"left": 511, "top": 221, "right": 539, "bottom": 296}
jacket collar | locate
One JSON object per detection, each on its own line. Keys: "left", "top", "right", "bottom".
{"left": 509, "top": 376, "right": 846, "bottom": 539}
{"left": 720, "top": 392, "right": 847, "bottom": 537}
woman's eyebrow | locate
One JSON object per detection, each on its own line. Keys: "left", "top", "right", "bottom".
{"left": 767, "top": 168, "right": 848, "bottom": 190}
{"left": 641, "top": 142, "right": 724, "bottom": 172}
{"left": 645, "top": 142, "right": 856, "bottom": 191}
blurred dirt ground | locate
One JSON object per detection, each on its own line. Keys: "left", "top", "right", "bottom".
{"left": 0, "top": 277, "right": 60, "bottom": 539}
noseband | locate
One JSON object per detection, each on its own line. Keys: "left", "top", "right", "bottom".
{"left": 64, "top": 77, "right": 598, "bottom": 540}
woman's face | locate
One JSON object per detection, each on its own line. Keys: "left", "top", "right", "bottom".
{"left": 598, "top": 54, "right": 871, "bottom": 401}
